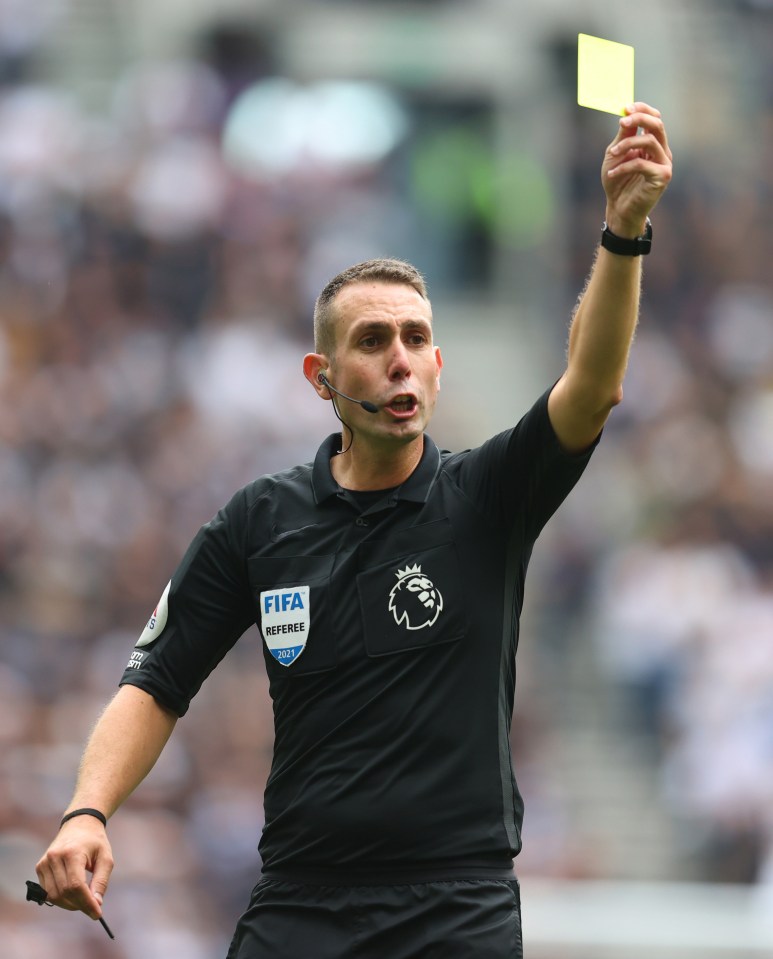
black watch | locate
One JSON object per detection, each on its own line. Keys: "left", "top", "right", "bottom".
{"left": 600, "top": 217, "right": 652, "bottom": 256}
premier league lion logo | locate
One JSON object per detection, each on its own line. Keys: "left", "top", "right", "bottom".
{"left": 388, "top": 563, "right": 443, "bottom": 630}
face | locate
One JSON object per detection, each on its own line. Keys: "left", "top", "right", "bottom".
{"left": 309, "top": 281, "right": 443, "bottom": 450}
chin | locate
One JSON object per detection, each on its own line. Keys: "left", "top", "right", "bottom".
{"left": 390, "top": 422, "right": 425, "bottom": 443}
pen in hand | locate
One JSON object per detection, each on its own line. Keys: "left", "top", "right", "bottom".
{"left": 26, "top": 879, "right": 115, "bottom": 940}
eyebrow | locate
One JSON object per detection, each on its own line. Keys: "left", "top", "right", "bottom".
{"left": 351, "top": 318, "right": 433, "bottom": 338}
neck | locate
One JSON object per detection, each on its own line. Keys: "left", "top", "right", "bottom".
{"left": 331, "top": 435, "right": 424, "bottom": 491}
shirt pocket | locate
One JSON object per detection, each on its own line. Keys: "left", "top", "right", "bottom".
{"left": 248, "top": 554, "right": 336, "bottom": 677}
{"left": 356, "top": 519, "right": 469, "bottom": 657}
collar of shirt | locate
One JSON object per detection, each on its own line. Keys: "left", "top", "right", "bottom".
{"left": 311, "top": 433, "right": 442, "bottom": 507}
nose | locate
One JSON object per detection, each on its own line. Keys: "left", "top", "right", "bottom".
{"left": 387, "top": 340, "right": 411, "bottom": 381}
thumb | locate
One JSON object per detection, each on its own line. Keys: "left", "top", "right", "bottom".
{"left": 87, "top": 882, "right": 106, "bottom": 919}
{"left": 90, "top": 857, "right": 113, "bottom": 910}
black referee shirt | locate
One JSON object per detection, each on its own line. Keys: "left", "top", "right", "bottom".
{"left": 120, "top": 387, "right": 595, "bottom": 882}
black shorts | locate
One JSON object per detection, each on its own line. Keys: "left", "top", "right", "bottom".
{"left": 226, "top": 877, "right": 523, "bottom": 959}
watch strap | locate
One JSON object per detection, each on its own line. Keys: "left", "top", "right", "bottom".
{"left": 601, "top": 217, "right": 652, "bottom": 256}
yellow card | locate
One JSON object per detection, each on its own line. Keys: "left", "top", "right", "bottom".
{"left": 577, "top": 34, "right": 634, "bottom": 116}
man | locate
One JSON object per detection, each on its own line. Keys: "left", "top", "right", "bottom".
{"left": 36, "top": 103, "right": 672, "bottom": 957}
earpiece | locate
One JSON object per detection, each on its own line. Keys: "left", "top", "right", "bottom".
{"left": 317, "top": 372, "right": 327, "bottom": 384}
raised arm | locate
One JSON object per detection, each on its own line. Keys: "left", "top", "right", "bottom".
{"left": 35, "top": 685, "right": 178, "bottom": 921}
{"left": 548, "top": 102, "right": 673, "bottom": 452}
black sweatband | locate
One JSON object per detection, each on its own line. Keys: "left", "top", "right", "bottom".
{"left": 60, "top": 807, "right": 107, "bottom": 828}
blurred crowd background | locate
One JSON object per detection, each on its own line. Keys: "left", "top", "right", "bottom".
{"left": 0, "top": 0, "right": 772, "bottom": 956}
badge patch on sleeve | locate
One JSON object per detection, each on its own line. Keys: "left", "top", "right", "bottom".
{"left": 260, "top": 586, "right": 310, "bottom": 666}
{"left": 136, "top": 580, "right": 171, "bottom": 648}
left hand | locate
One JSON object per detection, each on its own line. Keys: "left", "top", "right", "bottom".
{"left": 35, "top": 817, "right": 114, "bottom": 921}
{"left": 602, "top": 102, "right": 673, "bottom": 237}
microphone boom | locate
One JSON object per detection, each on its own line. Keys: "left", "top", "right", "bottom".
{"left": 318, "top": 374, "right": 379, "bottom": 414}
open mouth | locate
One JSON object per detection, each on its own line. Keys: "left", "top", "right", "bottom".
{"left": 387, "top": 394, "right": 417, "bottom": 414}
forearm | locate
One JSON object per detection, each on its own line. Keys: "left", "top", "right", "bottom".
{"left": 548, "top": 240, "right": 644, "bottom": 452}
{"left": 567, "top": 243, "right": 643, "bottom": 407}
{"left": 66, "top": 684, "right": 178, "bottom": 819}
{"left": 547, "top": 103, "right": 671, "bottom": 452}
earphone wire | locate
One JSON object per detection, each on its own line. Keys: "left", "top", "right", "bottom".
{"left": 329, "top": 394, "right": 354, "bottom": 455}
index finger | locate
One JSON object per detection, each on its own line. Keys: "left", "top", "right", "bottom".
{"left": 625, "top": 102, "right": 662, "bottom": 118}
{"left": 63, "top": 854, "right": 105, "bottom": 919}
{"left": 36, "top": 848, "right": 99, "bottom": 917}
{"left": 620, "top": 108, "right": 672, "bottom": 156}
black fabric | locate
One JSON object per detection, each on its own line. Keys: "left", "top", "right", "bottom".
{"left": 345, "top": 486, "right": 399, "bottom": 511}
{"left": 226, "top": 878, "right": 523, "bottom": 959}
{"left": 119, "top": 387, "right": 596, "bottom": 881}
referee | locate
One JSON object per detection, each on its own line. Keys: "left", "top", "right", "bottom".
{"left": 36, "top": 103, "right": 672, "bottom": 958}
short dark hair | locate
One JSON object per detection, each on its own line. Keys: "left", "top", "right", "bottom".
{"left": 313, "top": 258, "right": 429, "bottom": 356}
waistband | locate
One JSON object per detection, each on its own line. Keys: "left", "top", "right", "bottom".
{"left": 261, "top": 863, "right": 516, "bottom": 887}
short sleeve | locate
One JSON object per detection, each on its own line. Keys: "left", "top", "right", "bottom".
{"left": 445, "top": 386, "right": 597, "bottom": 541}
{"left": 119, "top": 487, "right": 256, "bottom": 715}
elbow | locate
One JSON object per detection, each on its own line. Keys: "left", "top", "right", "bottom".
{"left": 588, "top": 382, "right": 623, "bottom": 419}
{"left": 587, "top": 383, "right": 623, "bottom": 428}
{"left": 594, "top": 384, "right": 623, "bottom": 423}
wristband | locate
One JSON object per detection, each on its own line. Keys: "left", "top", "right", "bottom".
{"left": 60, "top": 807, "right": 107, "bottom": 828}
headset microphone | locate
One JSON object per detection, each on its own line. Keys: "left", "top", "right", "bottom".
{"left": 318, "top": 373, "right": 379, "bottom": 414}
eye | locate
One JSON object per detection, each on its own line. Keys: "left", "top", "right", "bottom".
{"left": 359, "top": 335, "right": 379, "bottom": 349}
{"left": 406, "top": 331, "right": 428, "bottom": 346}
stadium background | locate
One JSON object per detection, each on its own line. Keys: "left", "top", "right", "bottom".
{"left": 0, "top": 0, "right": 772, "bottom": 955}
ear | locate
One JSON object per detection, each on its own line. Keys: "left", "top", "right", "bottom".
{"left": 434, "top": 346, "right": 443, "bottom": 388}
{"left": 303, "top": 353, "right": 332, "bottom": 400}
